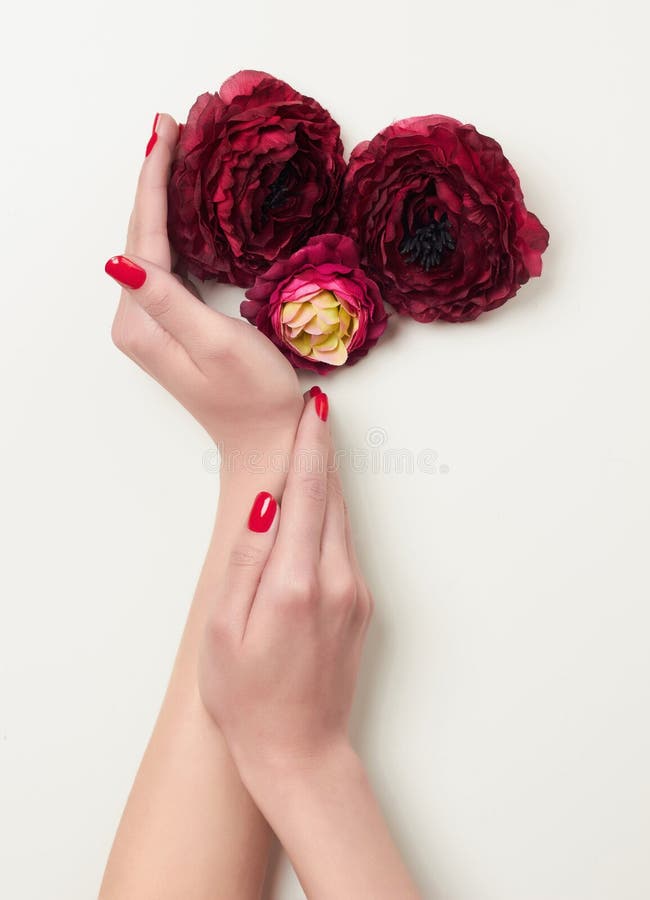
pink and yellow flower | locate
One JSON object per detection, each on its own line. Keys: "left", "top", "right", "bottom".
{"left": 241, "top": 234, "right": 388, "bottom": 373}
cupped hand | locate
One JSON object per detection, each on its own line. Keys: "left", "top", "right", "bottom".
{"left": 107, "top": 113, "right": 303, "bottom": 451}
{"left": 198, "top": 391, "right": 373, "bottom": 776}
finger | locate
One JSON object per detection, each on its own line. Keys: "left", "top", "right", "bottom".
{"left": 341, "top": 489, "right": 373, "bottom": 624}
{"left": 219, "top": 491, "right": 280, "bottom": 638}
{"left": 319, "top": 426, "right": 369, "bottom": 616}
{"left": 105, "top": 253, "right": 229, "bottom": 362}
{"left": 272, "top": 390, "right": 330, "bottom": 566}
{"left": 317, "top": 438, "right": 360, "bottom": 611}
{"left": 126, "top": 113, "right": 179, "bottom": 269}
{"left": 342, "top": 487, "right": 363, "bottom": 586}
{"left": 110, "top": 286, "right": 199, "bottom": 394}
{"left": 302, "top": 384, "right": 323, "bottom": 403}
{"left": 320, "top": 439, "right": 347, "bottom": 564}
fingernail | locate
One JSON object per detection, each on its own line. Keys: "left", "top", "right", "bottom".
{"left": 178, "top": 123, "right": 184, "bottom": 142}
{"left": 309, "top": 386, "right": 322, "bottom": 397}
{"left": 145, "top": 113, "right": 159, "bottom": 157}
{"left": 315, "top": 392, "right": 329, "bottom": 422}
{"left": 248, "top": 491, "right": 277, "bottom": 533}
{"left": 104, "top": 255, "right": 147, "bottom": 289}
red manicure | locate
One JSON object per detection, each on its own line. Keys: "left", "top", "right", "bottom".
{"left": 104, "top": 255, "right": 147, "bottom": 289}
{"left": 315, "top": 392, "right": 329, "bottom": 422}
{"left": 248, "top": 491, "right": 277, "bottom": 533}
{"left": 309, "top": 385, "right": 322, "bottom": 397}
{"left": 145, "top": 113, "right": 159, "bottom": 157}
{"left": 178, "top": 123, "right": 184, "bottom": 142}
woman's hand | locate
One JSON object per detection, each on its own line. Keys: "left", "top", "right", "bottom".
{"left": 198, "top": 393, "right": 419, "bottom": 898}
{"left": 198, "top": 389, "right": 372, "bottom": 775}
{"left": 106, "top": 113, "right": 303, "bottom": 454}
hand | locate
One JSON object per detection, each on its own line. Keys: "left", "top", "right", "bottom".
{"left": 198, "top": 391, "right": 373, "bottom": 775}
{"left": 198, "top": 395, "right": 419, "bottom": 899}
{"left": 107, "top": 113, "right": 303, "bottom": 453}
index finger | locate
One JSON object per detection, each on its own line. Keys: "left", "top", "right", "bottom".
{"left": 273, "top": 390, "right": 330, "bottom": 562}
{"left": 125, "top": 113, "right": 179, "bottom": 269}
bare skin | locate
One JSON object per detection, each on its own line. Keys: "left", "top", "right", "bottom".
{"left": 101, "top": 113, "right": 302, "bottom": 900}
{"left": 199, "top": 398, "right": 420, "bottom": 899}
{"left": 100, "top": 112, "right": 420, "bottom": 899}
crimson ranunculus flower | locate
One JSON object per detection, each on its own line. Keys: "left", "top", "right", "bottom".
{"left": 240, "top": 234, "right": 388, "bottom": 373}
{"left": 341, "top": 116, "right": 549, "bottom": 323}
{"left": 168, "top": 70, "right": 346, "bottom": 287}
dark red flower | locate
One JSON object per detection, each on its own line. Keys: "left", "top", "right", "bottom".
{"left": 341, "top": 115, "right": 549, "bottom": 322}
{"left": 241, "top": 234, "right": 388, "bottom": 374}
{"left": 168, "top": 70, "right": 346, "bottom": 287}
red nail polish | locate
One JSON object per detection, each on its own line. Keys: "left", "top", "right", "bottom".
{"left": 144, "top": 131, "right": 158, "bottom": 158}
{"left": 315, "top": 392, "right": 329, "bottom": 422}
{"left": 309, "top": 386, "right": 322, "bottom": 397}
{"left": 145, "top": 113, "right": 160, "bottom": 157}
{"left": 248, "top": 491, "right": 277, "bottom": 533}
{"left": 104, "top": 255, "right": 147, "bottom": 289}
{"left": 178, "top": 123, "right": 184, "bottom": 142}
{"left": 145, "top": 132, "right": 158, "bottom": 157}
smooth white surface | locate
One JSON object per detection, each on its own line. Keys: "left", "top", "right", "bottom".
{"left": 1, "top": 1, "right": 649, "bottom": 898}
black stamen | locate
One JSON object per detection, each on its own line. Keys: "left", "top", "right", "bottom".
{"left": 400, "top": 212, "right": 456, "bottom": 271}
{"left": 262, "top": 164, "right": 292, "bottom": 220}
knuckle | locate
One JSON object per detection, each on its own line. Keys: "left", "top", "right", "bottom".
{"left": 112, "top": 323, "right": 149, "bottom": 358}
{"left": 197, "top": 336, "right": 230, "bottom": 364}
{"left": 362, "top": 588, "right": 375, "bottom": 622}
{"left": 328, "top": 573, "right": 357, "bottom": 609}
{"left": 229, "top": 543, "right": 265, "bottom": 568}
{"left": 110, "top": 316, "right": 127, "bottom": 352}
{"left": 204, "top": 611, "right": 231, "bottom": 647}
{"left": 111, "top": 315, "right": 140, "bottom": 356}
{"left": 141, "top": 288, "right": 172, "bottom": 320}
{"left": 131, "top": 221, "right": 167, "bottom": 248}
{"left": 328, "top": 474, "right": 345, "bottom": 501}
{"left": 282, "top": 571, "right": 319, "bottom": 608}
{"left": 300, "top": 474, "right": 327, "bottom": 504}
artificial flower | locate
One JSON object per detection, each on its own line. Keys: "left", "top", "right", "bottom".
{"left": 241, "top": 234, "right": 388, "bottom": 373}
{"left": 341, "top": 115, "right": 549, "bottom": 322}
{"left": 168, "top": 70, "right": 345, "bottom": 287}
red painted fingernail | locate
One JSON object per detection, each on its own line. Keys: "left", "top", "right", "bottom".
{"left": 145, "top": 113, "right": 159, "bottom": 157}
{"left": 145, "top": 132, "right": 158, "bottom": 156}
{"left": 309, "top": 386, "right": 322, "bottom": 397}
{"left": 315, "top": 392, "right": 329, "bottom": 422}
{"left": 104, "top": 255, "right": 147, "bottom": 289}
{"left": 178, "top": 123, "right": 184, "bottom": 142}
{"left": 248, "top": 491, "right": 277, "bottom": 533}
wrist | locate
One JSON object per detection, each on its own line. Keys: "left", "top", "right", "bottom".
{"left": 216, "top": 417, "right": 301, "bottom": 489}
{"left": 195, "top": 416, "right": 301, "bottom": 596}
{"left": 237, "top": 738, "right": 363, "bottom": 811}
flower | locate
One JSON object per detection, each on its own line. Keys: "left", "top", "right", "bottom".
{"left": 341, "top": 116, "right": 549, "bottom": 323}
{"left": 240, "top": 234, "right": 388, "bottom": 373}
{"left": 168, "top": 70, "right": 346, "bottom": 288}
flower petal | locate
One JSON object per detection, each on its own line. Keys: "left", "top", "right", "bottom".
{"left": 317, "top": 307, "right": 341, "bottom": 326}
{"left": 303, "top": 315, "right": 326, "bottom": 335}
{"left": 311, "top": 331, "right": 340, "bottom": 351}
{"left": 312, "top": 339, "right": 349, "bottom": 365}
{"left": 284, "top": 302, "right": 316, "bottom": 328}
{"left": 310, "top": 290, "right": 340, "bottom": 309}
{"left": 287, "top": 331, "right": 313, "bottom": 356}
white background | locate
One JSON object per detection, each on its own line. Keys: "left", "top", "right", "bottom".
{"left": 1, "top": 1, "right": 649, "bottom": 898}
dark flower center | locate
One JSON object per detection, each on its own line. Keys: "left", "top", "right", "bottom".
{"left": 262, "top": 164, "right": 293, "bottom": 220}
{"left": 400, "top": 212, "right": 456, "bottom": 271}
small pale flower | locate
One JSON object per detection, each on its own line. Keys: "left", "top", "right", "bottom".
{"left": 241, "top": 234, "right": 388, "bottom": 374}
